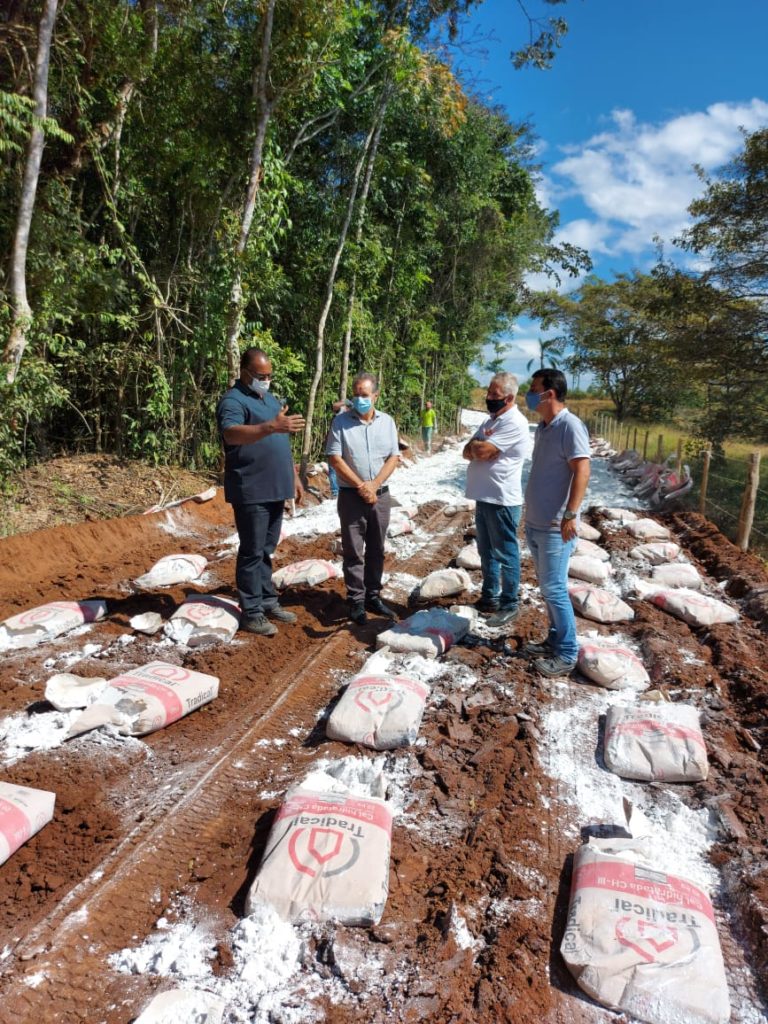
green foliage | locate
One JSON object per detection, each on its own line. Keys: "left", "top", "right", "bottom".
{"left": 0, "top": 0, "right": 576, "bottom": 483}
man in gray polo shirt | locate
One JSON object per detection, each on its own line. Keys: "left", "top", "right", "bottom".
{"left": 326, "top": 372, "right": 400, "bottom": 625}
{"left": 524, "top": 367, "right": 591, "bottom": 676}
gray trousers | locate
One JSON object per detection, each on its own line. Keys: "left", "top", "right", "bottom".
{"left": 338, "top": 488, "right": 391, "bottom": 604}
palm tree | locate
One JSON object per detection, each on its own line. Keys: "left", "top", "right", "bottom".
{"left": 526, "top": 336, "right": 564, "bottom": 372}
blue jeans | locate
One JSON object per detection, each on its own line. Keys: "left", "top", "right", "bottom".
{"left": 474, "top": 501, "right": 521, "bottom": 609}
{"left": 525, "top": 526, "right": 577, "bottom": 662}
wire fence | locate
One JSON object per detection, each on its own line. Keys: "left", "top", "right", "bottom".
{"left": 584, "top": 411, "right": 768, "bottom": 558}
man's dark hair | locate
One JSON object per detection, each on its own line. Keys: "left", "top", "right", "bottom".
{"left": 532, "top": 367, "right": 567, "bottom": 401}
{"left": 240, "top": 346, "right": 269, "bottom": 369}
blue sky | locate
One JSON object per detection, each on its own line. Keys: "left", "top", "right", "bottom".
{"left": 455, "top": 0, "right": 768, "bottom": 384}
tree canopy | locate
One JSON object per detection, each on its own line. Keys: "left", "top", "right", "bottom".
{"left": 0, "top": 0, "right": 582, "bottom": 480}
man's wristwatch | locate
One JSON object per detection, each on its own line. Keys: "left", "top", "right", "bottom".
{"left": 562, "top": 510, "right": 578, "bottom": 521}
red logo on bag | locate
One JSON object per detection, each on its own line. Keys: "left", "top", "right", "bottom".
{"left": 615, "top": 917, "right": 681, "bottom": 963}
{"left": 288, "top": 827, "right": 360, "bottom": 878}
{"left": 353, "top": 689, "right": 402, "bottom": 713}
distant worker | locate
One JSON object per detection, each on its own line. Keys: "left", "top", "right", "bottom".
{"left": 327, "top": 398, "right": 349, "bottom": 498}
{"left": 421, "top": 400, "right": 437, "bottom": 454}
{"left": 523, "top": 367, "right": 591, "bottom": 677}
{"left": 326, "top": 372, "right": 400, "bottom": 625}
{"left": 462, "top": 372, "right": 531, "bottom": 628}
{"left": 216, "top": 347, "right": 305, "bottom": 637}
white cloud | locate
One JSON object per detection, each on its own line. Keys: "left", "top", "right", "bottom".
{"left": 544, "top": 98, "right": 768, "bottom": 258}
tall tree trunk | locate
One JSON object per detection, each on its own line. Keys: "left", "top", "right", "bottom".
{"left": 224, "top": 0, "right": 276, "bottom": 384}
{"left": 3, "top": 0, "right": 59, "bottom": 383}
{"left": 300, "top": 96, "right": 386, "bottom": 479}
{"left": 338, "top": 99, "right": 387, "bottom": 399}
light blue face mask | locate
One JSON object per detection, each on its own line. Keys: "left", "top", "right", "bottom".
{"left": 525, "top": 389, "right": 547, "bottom": 411}
{"left": 351, "top": 395, "right": 372, "bottom": 414}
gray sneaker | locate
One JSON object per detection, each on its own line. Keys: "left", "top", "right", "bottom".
{"left": 534, "top": 654, "right": 577, "bottom": 677}
{"left": 240, "top": 614, "right": 278, "bottom": 637}
{"left": 266, "top": 605, "right": 297, "bottom": 624}
{"left": 485, "top": 606, "right": 519, "bottom": 628}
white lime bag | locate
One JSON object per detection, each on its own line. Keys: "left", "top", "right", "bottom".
{"left": 67, "top": 661, "right": 219, "bottom": 738}
{"left": 0, "top": 781, "right": 55, "bottom": 867}
{"left": 326, "top": 651, "right": 430, "bottom": 750}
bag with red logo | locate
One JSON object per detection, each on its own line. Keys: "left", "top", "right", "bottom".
{"left": 376, "top": 608, "right": 472, "bottom": 659}
{"left": 66, "top": 661, "right": 219, "bottom": 738}
{"left": 626, "top": 518, "right": 671, "bottom": 541}
{"left": 0, "top": 599, "right": 108, "bottom": 652}
{"left": 574, "top": 538, "right": 610, "bottom": 562}
{"left": 640, "top": 587, "right": 738, "bottom": 627}
{"left": 245, "top": 788, "right": 393, "bottom": 925}
{"left": 0, "top": 781, "right": 55, "bottom": 867}
{"left": 568, "top": 555, "right": 613, "bottom": 585}
{"left": 562, "top": 837, "right": 729, "bottom": 1024}
{"left": 568, "top": 584, "right": 634, "bottom": 623}
{"left": 650, "top": 563, "right": 702, "bottom": 590}
{"left": 418, "top": 567, "right": 472, "bottom": 600}
{"left": 456, "top": 542, "right": 481, "bottom": 570}
{"left": 577, "top": 643, "right": 649, "bottom": 691}
{"left": 604, "top": 703, "right": 708, "bottom": 782}
{"left": 629, "top": 542, "right": 681, "bottom": 565}
{"left": 133, "top": 553, "right": 207, "bottom": 590}
{"left": 164, "top": 593, "right": 240, "bottom": 646}
{"left": 272, "top": 559, "right": 341, "bottom": 589}
{"left": 326, "top": 652, "right": 430, "bottom": 750}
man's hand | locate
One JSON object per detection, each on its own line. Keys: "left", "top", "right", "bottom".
{"left": 273, "top": 405, "right": 306, "bottom": 434}
{"left": 561, "top": 517, "right": 578, "bottom": 543}
{"left": 295, "top": 477, "right": 304, "bottom": 504}
{"left": 357, "top": 481, "right": 378, "bottom": 505}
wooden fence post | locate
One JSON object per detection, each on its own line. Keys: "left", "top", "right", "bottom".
{"left": 657, "top": 434, "right": 663, "bottom": 462}
{"left": 632, "top": 427, "right": 638, "bottom": 450}
{"left": 736, "top": 452, "right": 761, "bottom": 551}
{"left": 699, "top": 447, "right": 711, "bottom": 515}
{"left": 643, "top": 430, "right": 649, "bottom": 460}
{"left": 624, "top": 426, "right": 630, "bottom": 449}
{"left": 676, "top": 438, "right": 683, "bottom": 477}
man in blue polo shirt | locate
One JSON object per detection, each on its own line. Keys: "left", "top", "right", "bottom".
{"left": 524, "top": 367, "right": 591, "bottom": 676}
{"left": 217, "top": 347, "right": 305, "bottom": 637}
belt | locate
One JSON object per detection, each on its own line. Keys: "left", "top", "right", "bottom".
{"left": 339, "top": 485, "right": 389, "bottom": 495}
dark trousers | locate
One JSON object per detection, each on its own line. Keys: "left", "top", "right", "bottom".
{"left": 338, "top": 488, "right": 391, "bottom": 604}
{"left": 233, "top": 501, "right": 284, "bottom": 618}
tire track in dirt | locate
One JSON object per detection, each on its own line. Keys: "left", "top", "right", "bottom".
{"left": 0, "top": 504, "right": 473, "bottom": 1023}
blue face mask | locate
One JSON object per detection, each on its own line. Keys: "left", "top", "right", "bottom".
{"left": 351, "top": 396, "right": 372, "bottom": 414}
{"left": 525, "top": 389, "right": 547, "bottom": 411}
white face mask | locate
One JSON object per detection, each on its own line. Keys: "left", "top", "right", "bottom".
{"left": 247, "top": 375, "right": 271, "bottom": 395}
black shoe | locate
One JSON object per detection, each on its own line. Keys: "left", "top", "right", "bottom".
{"left": 265, "top": 605, "right": 297, "bottom": 624}
{"left": 485, "top": 606, "right": 520, "bottom": 628}
{"left": 365, "top": 596, "right": 398, "bottom": 619}
{"left": 522, "top": 637, "right": 553, "bottom": 657}
{"left": 474, "top": 596, "right": 500, "bottom": 613}
{"left": 349, "top": 602, "right": 367, "bottom": 625}
{"left": 240, "top": 614, "right": 278, "bottom": 637}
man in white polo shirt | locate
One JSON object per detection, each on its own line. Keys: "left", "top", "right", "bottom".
{"left": 463, "top": 372, "right": 531, "bottom": 627}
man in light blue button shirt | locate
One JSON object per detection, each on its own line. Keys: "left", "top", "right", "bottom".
{"left": 326, "top": 372, "right": 400, "bottom": 625}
